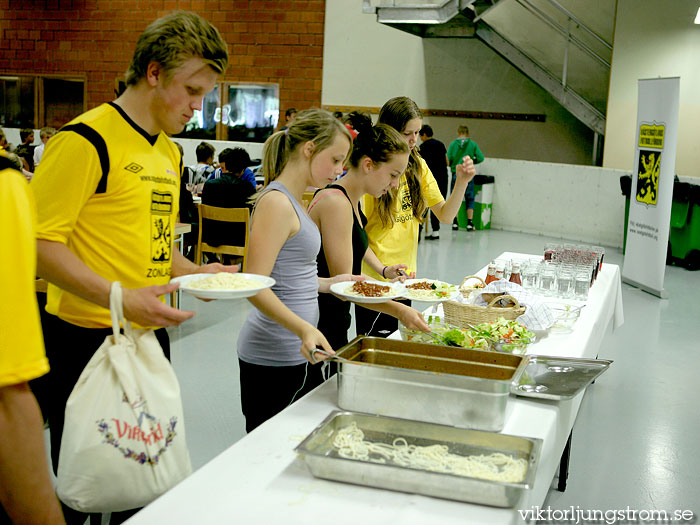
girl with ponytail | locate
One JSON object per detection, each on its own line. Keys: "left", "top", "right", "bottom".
{"left": 355, "top": 97, "right": 475, "bottom": 336}
{"left": 307, "top": 111, "right": 429, "bottom": 349}
{"left": 237, "top": 109, "right": 360, "bottom": 432}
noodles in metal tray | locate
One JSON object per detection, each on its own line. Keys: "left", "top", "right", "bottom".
{"left": 333, "top": 422, "right": 527, "bottom": 483}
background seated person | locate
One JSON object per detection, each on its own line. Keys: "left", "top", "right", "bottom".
{"left": 187, "top": 140, "right": 216, "bottom": 189}
{"left": 175, "top": 142, "right": 199, "bottom": 260}
{"left": 201, "top": 147, "right": 256, "bottom": 264}
{"left": 209, "top": 148, "right": 259, "bottom": 190}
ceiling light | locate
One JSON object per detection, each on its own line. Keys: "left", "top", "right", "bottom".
{"left": 695, "top": 6, "right": 700, "bottom": 24}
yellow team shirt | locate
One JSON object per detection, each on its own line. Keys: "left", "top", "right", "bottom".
{"left": 0, "top": 166, "right": 49, "bottom": 387}
{"left": 362, "top": 157, "right": 444, "bottom": 280}
{"left": 32, "top": 102, "right": 181, "bottom": 328}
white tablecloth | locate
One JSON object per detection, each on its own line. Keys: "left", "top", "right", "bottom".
{"left": 127, "top": 252, "right": 623, "bottom": 524}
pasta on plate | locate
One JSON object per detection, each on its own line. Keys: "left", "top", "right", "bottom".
{"left": 187, "top": 272, "right": 260, "bottom": 290}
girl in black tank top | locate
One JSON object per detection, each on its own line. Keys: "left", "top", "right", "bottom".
{"left": 308, "top": 115, "right": 429, "bottom": 349}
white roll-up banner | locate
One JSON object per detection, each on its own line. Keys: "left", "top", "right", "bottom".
{"left": 622, "top": 77, "right": 679, "bottom": 299}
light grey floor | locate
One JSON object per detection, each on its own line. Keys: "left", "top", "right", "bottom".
{"left": 168, "top": 227, "right": 699, "bottom": 514}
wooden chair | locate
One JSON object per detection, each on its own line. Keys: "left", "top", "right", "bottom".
{"left": 196, "top": 205, "right": 250, "bottom": 271}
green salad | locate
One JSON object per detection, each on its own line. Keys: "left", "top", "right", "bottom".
{"left": 465, "top": 317, "right": 536, "bottom": 354}
{"left": 400, "top": 316, "right": 490, "bottom": 349}
{"left": 400, "top": 316, "right": 535, "bottom": 354}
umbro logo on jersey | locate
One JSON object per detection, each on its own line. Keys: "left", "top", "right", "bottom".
{"left": 125, "top": 162, "right": 143, "bottom": 173}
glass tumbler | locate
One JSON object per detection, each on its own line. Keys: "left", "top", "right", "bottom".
{"left": 544, "top": 243, "right": 559, "bottom": 261}
{"left": 522, "top": 262, "right": 539, "bottom": 290}
{"left": 556, "top": 266, "right": 574, "bottom": 299}
{"left": 593, "top": 246, "right": 605, "bottom": 273}
{"left": 574, "top": 266, "right": 592, "bottom": 300}
{"left": 538, "top": 262, "right": 557, "bottom": 296}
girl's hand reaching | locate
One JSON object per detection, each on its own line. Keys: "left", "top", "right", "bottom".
{"left": 384, "top": 264, "right": 414, "bottom": 282}
{"left": 299, "top": 324, "right": 334, "bottom": 364}
{"left": 319, "top": 273, "right": 365, "bottom": 293}
{"left": 456, "top": 155, "right": 476, "bottom": 183}
{"left": 397, "top": 305, "right": 430, "bottom": 332}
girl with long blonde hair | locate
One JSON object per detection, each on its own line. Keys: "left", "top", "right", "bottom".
{"left": 237, "top": 109, "right": 360, "bottom": 432}
{"left": 308, "top": 112, "right": 429, "bottom": 349}
{"left": 356, "top": 97, "right": 475, "bottom": 336}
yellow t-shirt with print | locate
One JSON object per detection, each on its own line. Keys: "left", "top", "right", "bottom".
{"left": 32, "top": 102, "right": 181, "bottom": 328}
{"left": 0, "top": 166, "right": 49, "bottom": 387}
{"left": 362, "top": 157, "right": 444, "bottom": 280}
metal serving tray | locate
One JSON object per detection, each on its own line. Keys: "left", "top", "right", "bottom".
{"left": 510, "top": 355, "right": 613, "bottom": 400}
{"left": 295, "top": 410, "right": 542, "bottom": 508}
{"left": 335, "top": 337, "right": 528, "bottom": 431}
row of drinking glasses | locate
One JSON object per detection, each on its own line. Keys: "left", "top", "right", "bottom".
{"left": 520, "top": 260, "right": 593, "bottom": 300}
{"left": 544, "top": 243, "right": 605, "bottom": 281}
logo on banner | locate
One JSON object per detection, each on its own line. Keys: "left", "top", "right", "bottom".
{"left": 636, "top": 150, "right": 661, "bottom": 206}
{"left": 635, "top": 122, "right": 664, "bottom": 207}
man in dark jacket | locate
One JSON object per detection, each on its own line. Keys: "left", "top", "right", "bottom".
{"left": 201, "top": 148, "right": 256, "bottom": 260}
{"left": 418, "top": 125, "right": 448, "bottom": 239}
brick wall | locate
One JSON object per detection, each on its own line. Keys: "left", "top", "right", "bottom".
{"left": 0, "top": 0, "right": 325, "bottom": 120}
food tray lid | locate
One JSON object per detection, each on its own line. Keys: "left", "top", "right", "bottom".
{"left": 510, "top": 354, "right": 613, "bottom": 400}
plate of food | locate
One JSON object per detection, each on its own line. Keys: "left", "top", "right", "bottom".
{"left": 170, "top": 272, "right": 275, "bottom": 300}
{"left": 401, "top": 279, "right": 459, "bottom": 302}
{"left": 330, "top": 280, "right": 406, "bottom": 304}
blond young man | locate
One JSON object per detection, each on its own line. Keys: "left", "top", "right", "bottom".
{"left": 31, "top": 11, "right": 231, "bottom": 524}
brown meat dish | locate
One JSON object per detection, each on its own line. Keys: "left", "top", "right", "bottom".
{"left": 351, "top": 281, "right": 391, "bottom": 297}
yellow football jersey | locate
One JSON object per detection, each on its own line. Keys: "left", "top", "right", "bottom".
{"left": 32, "top": 102, "right": 181, "bottom": 328}
{"left": 362, "top": 157, "right": 443, "bottom": 280}
{"left": 0, "top": 163, "right": 49, "bottom": 387}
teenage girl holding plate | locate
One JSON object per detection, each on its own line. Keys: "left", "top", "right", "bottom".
{"left": 307, "top": 112, "right": 429, "bottom": 350}
{"left": 355, "top": 97, "right": 476, "bottom": 337}
{"left": 237, "top": 109, "right": 360, "bottom": 432}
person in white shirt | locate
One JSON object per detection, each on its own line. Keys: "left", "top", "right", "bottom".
{"left": 33, "top": 127, "right": 56, "bottom": 168}
{"left": 185, "top": 141, "right": 216, "bottom": 190}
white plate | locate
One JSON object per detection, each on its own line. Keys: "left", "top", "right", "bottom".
{"left": 330, "top": 280, "right": 406, "bottom": 304}
{"left": 401, "top": 279, "right": 460, "bottom": 303}
{"left": 170, "top": 273, "right": 275, "bottom": 300}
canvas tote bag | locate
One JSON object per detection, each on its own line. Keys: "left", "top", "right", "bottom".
{"left": 56, "top": 281, "right": 192, "bottom": 512}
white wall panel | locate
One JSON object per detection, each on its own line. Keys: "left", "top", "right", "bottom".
{"left": 481, "top": 158, "right": 630, "bottom": 247}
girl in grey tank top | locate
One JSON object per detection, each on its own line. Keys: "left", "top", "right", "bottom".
{"left": 237, "top": 180, "right": 321, "bottom": 366}
{"left": 236, "top": 109, "right": 354, "bottom": 432}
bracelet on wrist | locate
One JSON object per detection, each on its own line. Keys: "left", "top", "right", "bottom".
{"left": 382, "top": 266, "right": 387, "bottom": 278}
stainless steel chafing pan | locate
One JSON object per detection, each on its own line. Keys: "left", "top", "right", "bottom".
{"left": 334, "top": 337, "right": 528, "bottom": 431}
{"left": 295, "top": 410, "right": 542, "bottom": 508}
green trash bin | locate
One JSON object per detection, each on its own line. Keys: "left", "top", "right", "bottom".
{"left": 473, "top": 175, "right": 494, "bottom": 230}
{"left": 668, "top": 181, "right": 700, "bottom": 270}
{"left": 621, "top": 174, "right": 700, "bottom": 269}
{"left": 456, "top": 175, "right": 494, "bottom": 230}
{"left": 457, "top": 175, "right": 494, "bottom": 229}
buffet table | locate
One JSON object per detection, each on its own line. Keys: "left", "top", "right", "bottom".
{"left": 127, "top": 252, "right": 623, "bottom": 524}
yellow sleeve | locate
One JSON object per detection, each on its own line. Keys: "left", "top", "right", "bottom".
{"left": 31, "top": 130, "right": 104, "bottom": 244}
{"left": 0, "top": 170, "right": 49, "bottom": 387}
{"left": 361, "top": 193, "right": 377, "bottom": 222}
{"left": 419, "top": 157, "right": 444, "bottom": 208}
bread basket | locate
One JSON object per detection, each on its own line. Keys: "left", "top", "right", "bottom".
{"left": 458, "top": 275, "right": 486, "bottom": 300}
{"left": 443, "top": 293, "right": 526, "bottom": 328}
